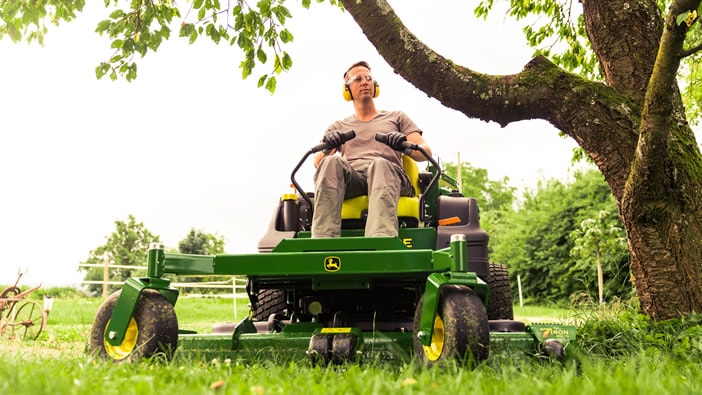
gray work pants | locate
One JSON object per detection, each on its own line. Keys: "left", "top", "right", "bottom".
{"left": 311, "top": 156, "right": 413, "bottom": 237}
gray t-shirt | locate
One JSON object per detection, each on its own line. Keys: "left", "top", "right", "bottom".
{"left": 324, "top": 110, "right": 421, "bottom": 168}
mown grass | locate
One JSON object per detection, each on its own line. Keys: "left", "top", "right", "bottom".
{"left": 2, "top": 293, "right": 702, "bottom": 394}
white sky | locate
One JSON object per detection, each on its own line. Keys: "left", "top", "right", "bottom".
{"left": 0, "top": 1, "right": 592, "bottom": 287}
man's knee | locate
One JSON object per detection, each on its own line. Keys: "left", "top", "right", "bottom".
{"left": 367, "top": 157, "right": 390, "bottom": 169}
{"left": 315, "top": 155, "right": 346, "bottom": 181}
{"left": 320, "top": 155, "right": 345, "bottom": 166}
{"left": 367, "top": 158, "right": 401, "bottom": 184}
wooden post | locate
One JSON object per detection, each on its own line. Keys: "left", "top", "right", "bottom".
{"left": 103, "top": 254, "right": 109, "bottom": 298}
{"left": 456, "top": 151, "right": 462, "bottom": 193}
{"left": 517, "top": 274, "right": 523, "bottom": 307}
{"left": 232, "top": 276, "right": 237, "bottom": 319}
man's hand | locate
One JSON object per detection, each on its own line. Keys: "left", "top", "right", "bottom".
{"left": 323, "top": 130, "right": 345, "bottom": 149}
{"left": 385, "top": 131, "right": 407, "bottom": 150}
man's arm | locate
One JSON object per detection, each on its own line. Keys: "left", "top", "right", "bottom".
{"left": 407, "top": 131, "right": 432, "bottom": 162}
{"left": 313, "top": 149, "right": 336, "bottom": 168}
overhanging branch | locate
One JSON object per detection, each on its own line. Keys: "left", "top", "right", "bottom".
{"left": 680, "top": 41, "right": 702, "bottom": 58}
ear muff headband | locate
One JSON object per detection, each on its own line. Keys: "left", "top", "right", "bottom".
{"left": 342, "top": 81, "right": 380, "bottom": 101}
{"left": 343, "top": 84, "right": 353, "bottom": 101}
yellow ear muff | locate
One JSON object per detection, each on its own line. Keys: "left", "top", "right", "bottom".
{"left": 342, "top": 81, "right": 380, "bottom": 101}
{"left": 343, "top": 84, "right": 352, "bottom": 101}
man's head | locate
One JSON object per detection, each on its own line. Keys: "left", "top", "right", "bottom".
{"left": 342, "top": 61, "right": 380, "bottom": 101}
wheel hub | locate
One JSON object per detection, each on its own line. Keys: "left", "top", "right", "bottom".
{"left": 104, "top": 317, "right": 138, "bottom": 360}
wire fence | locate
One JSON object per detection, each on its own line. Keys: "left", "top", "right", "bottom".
{"left": 78, "top": 263, "right": 248, "bottom": 316}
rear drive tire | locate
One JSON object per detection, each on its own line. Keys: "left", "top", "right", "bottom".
{"left": 253, "top": 289, "right": 287, "bottom": 321}
{"left": 487, "top": 262, "right": 514, "bottom": 320}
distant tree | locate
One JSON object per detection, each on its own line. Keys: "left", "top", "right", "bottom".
{"left": 175, "top": 228, "right": 227, "bottom": 294}
{"left": 80, "top": 215, "right": 160, "bottom": 295}
{"left": 443, "top": 162, "right": 516, "bottom": 214}
{"left": 490, "top": 170, "right": 631, "bottom": 305}
{"left": 178, "top": 228, "right": 225, "bottom": 255}
{"left": 570, "top": 210, "right": 628, "bottom": 306}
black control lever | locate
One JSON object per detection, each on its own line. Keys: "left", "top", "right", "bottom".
{"left": 309, "top": 130, "right": 357, "bottom": 154}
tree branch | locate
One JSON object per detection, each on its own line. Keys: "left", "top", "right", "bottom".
{"left": 681, "top": 41, "right": 702, "bottom": 58}
{"left": 339, "top": 0, "right": 639, "bottom": 198}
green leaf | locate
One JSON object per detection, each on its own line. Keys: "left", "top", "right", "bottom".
{"left": 179, "top": 23, "right": 194, "bottom": 38}
{"left": 272, "top": 5, "right": 291, "bottom": 23}
{"left": 257, "top": 0, "right": 272, "bottom": 17}
{"left": 109, "top": 9, "right": 126, "bottom": 19}
{"left": 279, "top": 28, "right": 293, "bottom": 43}
{"left": 282, "top": 52, "right": 292, "bottom": 69}
{"left": 256, "top": 47, "right": 267, "bottom": 63}
{"left": 241, "top": 59, "right": 253, "bottom": 79}
{"left": 96, "top": 20, "right": 112, "bottom": 34}
{"left": 95, "top": 62, "right": 110, "bottom": 79}
{"left": 264, "top": 75, "right": 277, "bottom": 94}
{"left": 273, "top": 53, "right": 282, "bottom": 73}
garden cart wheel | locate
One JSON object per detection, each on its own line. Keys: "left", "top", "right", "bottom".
{"left": 88, "top": 289, "right": 178, "bottom": 362}
{"left": 0, "top": 286, "right": 21, "bottom": 299}
{"left": 8, "top": 300, "right": 44, "bottom": 340}
{"left": 412, "top": 285, "right": 489, "bottom": 367}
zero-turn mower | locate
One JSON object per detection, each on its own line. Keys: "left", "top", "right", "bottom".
{"left": 88, "top": 131, "right": 576, "bottom": 366}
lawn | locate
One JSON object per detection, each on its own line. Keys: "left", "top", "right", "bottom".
{"left": 1, "top": 294, "right": 701, "bottom": 395}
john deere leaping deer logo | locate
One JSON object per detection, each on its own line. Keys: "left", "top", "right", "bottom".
{"left": 324, "top": 256, "right": 341, "bottom": 272}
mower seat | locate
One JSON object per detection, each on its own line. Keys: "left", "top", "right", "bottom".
{"left": 341, "top": 155, "right": 421, "bottom": 222}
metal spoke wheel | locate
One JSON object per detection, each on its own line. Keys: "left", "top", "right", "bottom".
{"left": 0, "top": 286, "right": 21, "bottom": 299}
{"left": 7, "top": 300, "right": 45, "bottom": 340}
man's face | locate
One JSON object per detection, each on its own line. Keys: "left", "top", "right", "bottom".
{"left": 345, "top": 66, "right": 374, "bottom": 101}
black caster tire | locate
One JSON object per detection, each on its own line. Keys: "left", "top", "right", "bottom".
{"left": 413, "top": 285, "right": 489, "bottom": 367}
{"left": 88, "top": 289, "right": 178, "bottom": 362}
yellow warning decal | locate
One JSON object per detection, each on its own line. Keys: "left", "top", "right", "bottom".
{"left": 320, "top": 327, "right": 352, "bottom": 334}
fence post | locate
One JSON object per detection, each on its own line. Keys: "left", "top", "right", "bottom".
{"left": 517, "top": 274, "right": 523, "bottom": 307}
{"left": 102, "top": 255, "right": 109, "bottom": 298}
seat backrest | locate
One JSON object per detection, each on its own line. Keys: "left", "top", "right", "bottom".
{"left": 402, "top": 155, "right": 421, "bottom": 197}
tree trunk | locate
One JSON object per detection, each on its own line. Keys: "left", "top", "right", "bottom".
{"left": 340, "top": 0, "right": 702, "bottom": 320}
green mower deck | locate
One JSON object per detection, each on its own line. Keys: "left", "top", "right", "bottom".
{"left": 175, "top": 320, "right": 576, "bottom": 364}
{"left": 93, "top": 236, "right": 576, "bottom": 365}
